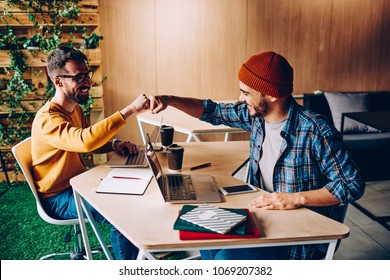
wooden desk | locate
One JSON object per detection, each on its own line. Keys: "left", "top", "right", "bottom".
{"left": 136, "top": 102, "right": 245, "bottom": 143}
{"left": 71, "top": 141, "right": 350, "bottom": 260}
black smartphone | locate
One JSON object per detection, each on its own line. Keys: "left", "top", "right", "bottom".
{"left": 218, "top": 184, "right": 258, "bottom": 196}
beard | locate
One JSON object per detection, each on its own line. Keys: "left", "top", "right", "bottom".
{"left": 66, "top": 86, "right": 89, "bottom": 104}
{"left": 248, "top": 98, "right": 269, "bottom": 118}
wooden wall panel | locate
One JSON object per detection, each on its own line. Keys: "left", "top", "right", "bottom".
{"left": 154, "top": 0, "right": 247, "bottom": 141}
{"left": 155, "top": 0, "right": 246, "bottom": 99}
{"left": 99, "top": 0, "right": 156, "bottom": 143}
{"left": 100, "top": 0, "right": 390, "bottom": 144}
{"left": 247, "top": 0, "right": 390, "bottom": 94}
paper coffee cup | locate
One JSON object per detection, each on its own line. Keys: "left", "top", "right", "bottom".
{"left": 160, "top": 125, "right": 174, "bottom": 147}
{"left": 166, "top": 144, "right": 184, "bottom": 171}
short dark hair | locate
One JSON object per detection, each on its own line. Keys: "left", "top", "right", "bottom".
{"left": 46, "top": 46, "right": 87, "bottom": 78}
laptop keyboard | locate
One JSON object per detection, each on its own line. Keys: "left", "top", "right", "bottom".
{"left": 168, "top": 175, "right": 196, "bottom": 200}
{"left": 125, "top": 152, "right": 146, "bottom": 166}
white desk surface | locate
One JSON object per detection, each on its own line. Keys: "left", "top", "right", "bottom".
{"left": 71, "top": 141, "right": 349, "bottom": 252}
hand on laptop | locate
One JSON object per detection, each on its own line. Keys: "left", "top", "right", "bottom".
{"left": 115, "top": 141, "right": 138, "bottom": 155}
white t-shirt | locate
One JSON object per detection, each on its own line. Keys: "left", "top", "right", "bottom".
{"left": 259, "top": 119, "right": 286, "bottom": 192}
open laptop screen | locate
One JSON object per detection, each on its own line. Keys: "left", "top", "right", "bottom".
{"left": 145, "top": 134, "right": 163, "bottom": 181}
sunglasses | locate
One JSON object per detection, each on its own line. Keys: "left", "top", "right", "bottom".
{"left": 56, "top": 70, "right": 93, "bottom": 84}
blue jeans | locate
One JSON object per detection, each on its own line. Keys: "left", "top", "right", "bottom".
{"left": 41, "top": 188, "right": 139, "bottom": 260}
{"left": 200, "top": 246, "right": 290, "bottom": 260}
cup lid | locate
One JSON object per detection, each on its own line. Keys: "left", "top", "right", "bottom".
{"left": 160, "top": 125, "right": 173, "bottom": 129}
{"left": 167, "top": 144, "right": 183, "bottom": 151}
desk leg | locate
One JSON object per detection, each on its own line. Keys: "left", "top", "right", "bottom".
{"left": 79, "top": 196, "right": 113, "bottom": 260}
{"left": 190, "top": 133, "right": 202, "bottom": 142}
{"left": 324, "top": 240, "right": 337, "bottom": 260}
{"left": 137, "top": 249, "right": 158, "bottom": 260}
{"left": 73, "top": 189, "right": 93, "bottom": 260}
{"left": 73, "top": 189, "right": 113, "bottom": 260}
{"left": 137, "top": 249, "right": 157, "bottom": 260}
{"left": 136, "top": 250, "right": 146, "bottom": 260}
{"left": 185, "top": 134, "right": 193, "bottom": 142}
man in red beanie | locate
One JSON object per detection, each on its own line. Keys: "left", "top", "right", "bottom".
{"left": 148, "top": 51, "right": 365, "bottom": 260}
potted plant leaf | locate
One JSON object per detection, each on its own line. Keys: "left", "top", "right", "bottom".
{"left": 82, "top": 33, "right": 103, "bottom": 49}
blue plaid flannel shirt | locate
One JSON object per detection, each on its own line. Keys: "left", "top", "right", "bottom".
{"left": 200, "top": 97, "right": 365, "bottom": 259}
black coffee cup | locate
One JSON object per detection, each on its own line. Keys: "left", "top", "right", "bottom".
{"left": 166, "top": 144, "right": 184, "bottom": 171}
{"left": 160, "top": 125, "right": 174, "bottom": 147}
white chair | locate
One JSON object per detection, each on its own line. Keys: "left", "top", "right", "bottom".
{"left": 12, "top": 137, "right": 87, "bottom": 260}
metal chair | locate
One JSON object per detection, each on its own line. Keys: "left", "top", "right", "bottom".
{"left": 12, "top": 137, "right": 88, "bottom": 260}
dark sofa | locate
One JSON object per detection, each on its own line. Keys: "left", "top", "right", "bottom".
{"left": 303, "top": 91, "right": 390, "bottom": 181}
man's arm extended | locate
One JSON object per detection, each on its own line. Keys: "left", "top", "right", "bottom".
{"left": 149, "top": 95, "right": 204, "bottom": 118}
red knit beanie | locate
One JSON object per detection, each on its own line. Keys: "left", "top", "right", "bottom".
{"left": 238, "top": 51, "right": 293, "bottom": 98}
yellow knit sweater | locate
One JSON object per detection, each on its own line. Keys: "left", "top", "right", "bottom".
{"left": 31, "top": 100, "right": 125, "bottom": 198}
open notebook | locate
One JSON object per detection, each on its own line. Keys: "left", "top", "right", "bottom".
{"left": 96, "top": 168, "right": 152, "bottom": 195}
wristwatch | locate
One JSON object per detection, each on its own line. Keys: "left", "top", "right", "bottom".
{"left": 112, "top": 138, "right": 122, "bottom": 151}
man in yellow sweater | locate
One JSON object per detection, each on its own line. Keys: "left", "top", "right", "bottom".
{"left": 31, "top": 46, "right": 149, "bottom": 259}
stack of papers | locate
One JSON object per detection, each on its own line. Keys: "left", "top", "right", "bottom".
{"left": 96, "top": 168, "right": 152, "bottom": 195}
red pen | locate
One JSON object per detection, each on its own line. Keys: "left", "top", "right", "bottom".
{"left": 112, "top": 176, "right": 142, "bottom": 180}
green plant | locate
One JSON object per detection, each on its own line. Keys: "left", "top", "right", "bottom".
{"left": 0, "top": 48, "right": 34, "bottom": 146}
{"left": 83, "top": 33, "right": 103, "bottom": 49}
{"left": 0, "top": 0, "right": 101, "bottom": 173}
{"left": 22, "top": 34, "right": 40, "bottom": 49}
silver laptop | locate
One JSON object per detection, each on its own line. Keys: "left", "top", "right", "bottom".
{"left": 106, "top": 148, "right": 148, "bottom": 168}
{"left": 145, "top": 134, "right": 221, "bottom": 203}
